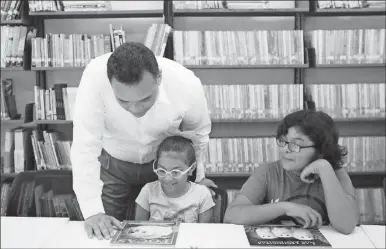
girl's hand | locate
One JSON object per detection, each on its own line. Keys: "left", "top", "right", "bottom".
{"left": 300, "top": 159, "right": 330, "bottom": 183}
{"left": 284, "top": 202, "right": 323, "bottom": 229}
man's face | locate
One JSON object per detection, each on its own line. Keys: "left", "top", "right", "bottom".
{"left": 111, "top": 71, "right": 159, "bottom": 118}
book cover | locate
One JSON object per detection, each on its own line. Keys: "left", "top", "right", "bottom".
{"left": 110, "top": 220, "right": 180, "bottom": 246}
{"left": 244, "top": 225, "right": 331, "bottom": 247}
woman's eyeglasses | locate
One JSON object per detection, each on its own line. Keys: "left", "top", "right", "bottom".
{"left": 276, "top": 137, "right": 315, "bottom": 153}
{"left": 152, "top": 160, "right": 193, "bottom": 179}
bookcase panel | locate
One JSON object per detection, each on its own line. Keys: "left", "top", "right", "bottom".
{"left": 304, "top": 68, "right": 386, "bottom": 84}
{"left": 193, "top": 69, "right": 295, "bottom": 85}
{"left": 304, "top": 16, "right": 386, "bottom": 30}
{"left": 174, "top": 16, "right": 296, "bottom": 30}
{"left": 1, "top": 71, "right": 36, "bottom": 122}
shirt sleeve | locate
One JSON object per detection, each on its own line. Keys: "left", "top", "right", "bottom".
{"left": 135, "top": 184, "right": 151, "bottom": 211}
{"left": 198, "top": 186, "right": 216, "bottom": 214}
{"left": 70, "top": 60, "right": 106, "bottom": 220}
{"left": 180, "top": 73, "right": 211, "bottom": 182}
{"left": 239, "top": 163, "right": 270, "bottom": 205}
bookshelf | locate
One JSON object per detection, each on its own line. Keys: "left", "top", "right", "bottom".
{"left": 1, "top": 1, "right": 385, "bottom": 190}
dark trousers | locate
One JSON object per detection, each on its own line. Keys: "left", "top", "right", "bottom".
{"left": 98, "top": 149, "right": 157, "bottom": 221}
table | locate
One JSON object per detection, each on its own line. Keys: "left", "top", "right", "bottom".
{"left": 0, "top": 217, "right": 380, "bottom": 248}
{"left": 361, "top": 225, "right": 386, "bottom": 249}
{"left": 0, "top": 217, "right": 69, "bottom": 248}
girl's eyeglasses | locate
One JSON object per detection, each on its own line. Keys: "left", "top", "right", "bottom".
{"left": 276, "top": 137, "right": 315, "bottom": 153}
{"left": 152, "top": 160, "right": 193, "bottom": 179}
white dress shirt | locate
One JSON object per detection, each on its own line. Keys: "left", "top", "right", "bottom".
{"left": 70, "top": 53, "right": 211, "bottom": 219}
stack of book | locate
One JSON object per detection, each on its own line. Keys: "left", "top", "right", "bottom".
{"left": 34, "top": 84, "right": 77, "bottom": 121}
{"left": 306, "top": 83, "right": 385, "bottom": 118}
{"left": 1, "top": 0, "right": 23, "bottom": 20}
{"left": 31, "top": 34, "right": 111, "bottom": 68}
{"left": 1, "top": 25, "right": 29, "bottom": 68}
{"left": 308, "top": 29, "right": 385, "bottom": 65}
{"left": 173, "top": 30, "right": 305, "bottom": 66}
{"left": 144, "top": 24, "right": 172, "bottom": 57}
{"left": 317, "top": 0, "right": 368, "bottom": 9}
{"left": 28, "top": 1, "right": 112, "bottom": 12}
{"left": 203, "top": 84, "right": 303, "bottom": 120}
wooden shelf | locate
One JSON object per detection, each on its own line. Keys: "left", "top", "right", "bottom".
{"left": 31, "top": 67, "right": 86, "bottom": 71}
{"left": 1, "top": 67, "right": 25, "bottom": 71}
{"left": 185, "top": 63, "right": 309, "bottom": 69}
{"left": 309, "top": 8, "right": 386, "bottom": 16}
{"left": 29, "top": 10, "right": 163, "bottom": 19}
{"left": 0, "top": 19, "right": 30, "bottom": 25}
{"left": 314, "top": 63, "right": 386, "bottom": 68}
{"left": 174, "top": 8, "right": 309, "bottom": 17}
{"left": 1, "top": 119, "right": 24, "bottom": 125}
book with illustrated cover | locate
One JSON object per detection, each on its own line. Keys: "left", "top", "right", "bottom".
{"left": 244, "top": 225, "right": 332, "bottom": 247}
{"left": 110, "top": 220, "right": 180, "bottom": 246}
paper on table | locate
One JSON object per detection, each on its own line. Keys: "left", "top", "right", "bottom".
{"left": 361, "top": 225, "right": 386, "bottom": 249}
{"left": 175, "top": 223, "right": 250, "bottom": 248}
{"left": 320, "top": 226, "right": 375, "bottom": 248}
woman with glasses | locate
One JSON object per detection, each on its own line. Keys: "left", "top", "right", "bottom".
{"left": 135, "top": 136, "right": 215, "bottom": 223}
{"left": 224, "top": 110, "right": 359, "bottom": 235}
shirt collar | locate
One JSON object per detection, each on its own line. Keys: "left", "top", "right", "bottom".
{"left": 157, "top": 82, "right": 169, "bottom": 104}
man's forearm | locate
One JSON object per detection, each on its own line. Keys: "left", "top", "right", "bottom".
{"left": 224, "top": 202, "right": 288, "bottom": 225}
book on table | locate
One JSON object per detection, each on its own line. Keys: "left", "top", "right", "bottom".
{"left": 244, "top": 225, "right": 332, "bottom": 247}
{"left": 110, "top": 220, "right": 180, "bottom": 246}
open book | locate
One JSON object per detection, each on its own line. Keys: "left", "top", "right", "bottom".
{"left": 110, "top": 220, "right": 180, "bottom": 246}
{"left": 244, "top": 225, "right": 332, "bottom": 247}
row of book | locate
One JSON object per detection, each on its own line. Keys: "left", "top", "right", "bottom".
{"left": 34, "top": 84, "right": 77, "bottom": 121}
{"left": 173, "top": 1, "right": 296, "bottom": 10}
{"left": 1, "top": 0, "right": 23, "bottom": 20}
{"left": 1, "top": 25, "right": 29, "bottom": 68}
{"left": 2, "top": 128, "right": 72, "bottom": 173}
{"left": 1, "top": 78, "right": 19, "bottom": 120}
{"left": 173, "top": 30, "right": 305, "bottom": 66}
{"left": 306, "top": 83, "right": 385, "bottom": 119}
{"left": 308, "top": 29, "right": 385, "bottom": 65}
{"left": 30, "top": 23, "right": 171, "bottom": 68}
{"left": 317, "top": 0, "right": 385, "bottom": 9}
{"left": 203, "top": 84, "right": 303, "bottom": 120}
{"left": 226, "top": 188, "right": 385, "bottom": 225}
{"left": 31, "top": 33, "right": 111, "bottom": 68}
{"left": 203, "top": 136, "right": 386, "bottom": 173}
{"left": 28, "top": 1, "right": 111, "bottom": 12}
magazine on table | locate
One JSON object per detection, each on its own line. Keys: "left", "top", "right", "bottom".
{"left": 110, "top": 220, "right": 180, "bottom": 246}
{"left": 244, "top": 224, "right": 332, "bottom": 247}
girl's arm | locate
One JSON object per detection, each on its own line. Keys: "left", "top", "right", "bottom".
{"left": 301, "top": 159, "right": 359, "bottom": 234}
{"left": 198, "top": 208, "right": 214, "bottom": 223}
{"left": 134, "top": 204, "right": 150, "bottom": 221}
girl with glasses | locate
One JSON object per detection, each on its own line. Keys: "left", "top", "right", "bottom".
{"left": 135, "top": 136, "right": 215, "bottom": 223}
{"left": 224, "top": 110, "right": 359, "bottom": 235}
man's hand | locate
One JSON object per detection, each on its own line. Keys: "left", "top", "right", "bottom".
{"left": 284, "top": 202, "right": 323, "bottom": 229}
{"left": 198, "top": 178, "right": 218, "bottom": 196}
{"left": 84, "top": 213, "right": 124, "bottom": 240}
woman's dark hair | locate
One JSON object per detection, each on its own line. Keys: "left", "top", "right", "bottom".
{"left": 156, "top": 136, "right": 196, "bottom": 167}
{"left": 107, "top": 42, "right": 160, "bottom": 84}
{"left": 276, "top": 109, "right": 347, "bottom": 170}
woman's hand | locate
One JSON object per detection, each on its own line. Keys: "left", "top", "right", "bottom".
{"left": 284, "top": 202, "right": 323, "bottom": 228}
{"left": 300, "top": 159, "right": 331, "bottom": 183}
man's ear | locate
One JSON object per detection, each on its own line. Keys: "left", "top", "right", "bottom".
{"left": 189, "top": 162, "right": 197, "bottom": 175}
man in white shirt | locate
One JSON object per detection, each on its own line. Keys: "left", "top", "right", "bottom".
{"left": 71, "top": 42, "right": 217, "bottom": 240}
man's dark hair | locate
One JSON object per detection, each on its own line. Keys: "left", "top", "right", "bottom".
{"left": 107, "top": 42, "right": 160, "bottom": 84}
{"left": 276, "top": 109, "right": 347, "bottom": 170}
